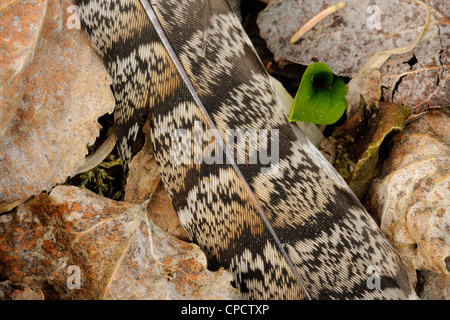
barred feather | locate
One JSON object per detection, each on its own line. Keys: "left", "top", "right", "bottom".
{"left": 75, "top": 0, "right": 418, "bottom": 299}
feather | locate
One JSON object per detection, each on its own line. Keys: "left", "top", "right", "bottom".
{"left": 76, "top": 0, "right": 418, "bottom": 299}
{"left": 139, "top": 0, "right": 311, "bottom": 299}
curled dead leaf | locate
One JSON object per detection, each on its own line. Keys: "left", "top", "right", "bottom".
{"left": 367, "top": 108, "right": 449, "bottom": 298}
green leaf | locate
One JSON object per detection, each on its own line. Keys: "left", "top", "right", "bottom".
{"left": 289, "top": 62, "right": 347, "bottom": 125}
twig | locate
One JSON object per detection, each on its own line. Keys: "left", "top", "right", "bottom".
{"left": 290, "top": 2, "right": 347, "bottom": 44}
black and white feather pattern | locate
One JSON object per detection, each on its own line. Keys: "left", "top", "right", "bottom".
{"left": 75, "top": 0, "right": 418, "bottom": 299}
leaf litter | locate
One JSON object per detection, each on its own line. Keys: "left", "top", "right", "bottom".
{"left": 0, "top": 0, "right": 448, "bottom": 300}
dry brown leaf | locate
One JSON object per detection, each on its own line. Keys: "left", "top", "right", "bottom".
{"left": 380, "top": 0, "right": 449, "bottom": 113}
{"left": 0, "top": 185, "right": 240, "bottom": 300}
{"left": 145, "top": 182, "right": 191, "bottom": 243}
{"left": 345, "top": 68, "right": 382, "bottom": 118}
{"left": 257, "top": 0, "right": 434, "bottom": 76}
{"left": 367, "top": 108, "right": 449, "bottom": 297}
{"left": 124, "top": 121, "right": 190, "bottom": 241}
{"left": 0, "top": 281, "right": 44, "bottom": 300}
{"left": 0, "top": 0, "right": 115, "bottom": 212}
{"left": 417, "top": 270, "right": 449, "bottom": 300}
{"left": 381, "top": 56, "right": 449, "bottom": 114}
{"left": 124, "top": 121, "right": 161, "bottom": 204}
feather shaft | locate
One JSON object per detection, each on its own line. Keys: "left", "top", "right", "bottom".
{"left": 138, "top": 0, "right": 311, "bottom": 300}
